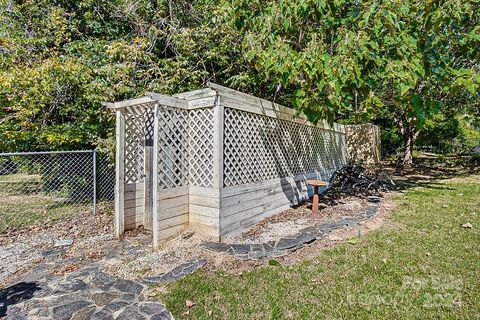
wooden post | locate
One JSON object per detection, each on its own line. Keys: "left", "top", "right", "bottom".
{"left": 312, "top": 186, "right": 319, "bottom": 215}
{"left": 212, "top": 94, "right": 223, "bottom": 241}
{"left": 144, "top": 135, "right": 154, "bottom": 230}
{"left": 115, "top": 109, "right": 125, "bottom": 237}
{"left": 213, "top": 95, "right": 224, "bottom": 189}
{"left": 152, "top": 104, "right": 159, "bottom": 249}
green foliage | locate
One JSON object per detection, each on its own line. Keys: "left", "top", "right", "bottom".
{"left": 416, "top": 114, "right": 461, "bottom": 154}
{"left": 242, "top": 0, "right": 477, "bottom": 108}
{"left": 455, "top": 115, "right": 480, "bottom": 152}
{"left": 0, "top": 0, "right": 478, "bottom": 158}
{"left": 0, "top": 0, "right": 258, "bottom": 151}
{"left": 228, "top": 0, "right": 479, "bottom": 163}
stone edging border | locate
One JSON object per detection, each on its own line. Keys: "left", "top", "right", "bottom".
{"left": 143, "top": 259, "right": 207, "bottom": 285}
{"left": 200, "top": 202, "right": 380, "bottom": 260}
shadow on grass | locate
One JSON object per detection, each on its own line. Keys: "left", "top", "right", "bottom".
{"left": 0, "top": 282, "right": 41, "bottom": 317}
{"left": 311, "top": 154, "right": 479, "bottom": 208}
{"left": 384, "top": 154, "right": 480, "bottom": 192}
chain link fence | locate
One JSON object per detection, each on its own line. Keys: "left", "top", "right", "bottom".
{"left": 0, "top": 150, "right": 115, "bottom": 233}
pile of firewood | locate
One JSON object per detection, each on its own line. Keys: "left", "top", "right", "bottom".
{"left": 323, "top": 165, "right": 397, "bottom": 197}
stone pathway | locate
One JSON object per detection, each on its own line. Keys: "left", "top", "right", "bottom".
{"left": 201, "top": 202, "right": 380, "bottom": 260}
{"left": 1, "top": 267, "right": 171, "bottom": 319}
{"left": 1, "top": 198, "right": 381, "bottom": 319}
{"left": 1, "top": 258, "right": 209, "bottom": 319}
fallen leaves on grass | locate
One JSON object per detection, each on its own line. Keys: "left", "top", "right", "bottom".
{"left": 461, "top": 222, "right": 473, "bottom": 229}
{"left": 347, "top": 237, "right": 359, "bottom": 245}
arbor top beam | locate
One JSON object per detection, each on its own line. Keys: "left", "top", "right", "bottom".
{"left": 104, "top": 84, "right": 345, "bottom": 133}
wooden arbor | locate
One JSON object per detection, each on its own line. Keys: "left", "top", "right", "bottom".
{"left": 110, "top": 83, "right": 347, "bottom": 248}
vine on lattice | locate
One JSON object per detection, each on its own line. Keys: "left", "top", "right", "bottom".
{"left": 223, "top": 108, "right": 346, "bottom": 187}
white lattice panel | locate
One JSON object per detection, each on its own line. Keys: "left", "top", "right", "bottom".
{"left": 144, "top": 109, "right": 155, "bottom": 146}
{"left": 156, "top": 106, "right": 215, "bottom": 189}
{"left": 188, "top": 108, "right": 214, "bottom": 187}
{"left": 156, "top": 106, "right": 190, "bottom": 189}
{"left": 124, "top": 106, "right": 147, "bottom": 184}
{"left": 223, "top": 108, "right": 346, "bottom": 187}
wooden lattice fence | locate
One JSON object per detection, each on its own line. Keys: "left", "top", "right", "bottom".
{"left": 109, "top": 83, "right": 348, "bottom": 247}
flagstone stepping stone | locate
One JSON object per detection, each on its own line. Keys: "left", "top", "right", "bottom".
{"left": 2, "top": 251, "right": 213, "bottom": 319}
{"left": 143, "top": 259, "right": 207, "bottom": 285}
{"left": 2, "top": 267, "right": 173, "bottom": 320}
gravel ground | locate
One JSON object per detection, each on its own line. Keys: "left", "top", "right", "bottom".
{"left": 0, "top": 209, "right": 113, "bottom": 285}
{"left": 101, "top": 230, "right": 211, "bottom": 280}
{"left": 234, "top": 197, "right": 372, "bottom": 244}
{"left": 1, "top": 195, "right": 381, "bottom": 286}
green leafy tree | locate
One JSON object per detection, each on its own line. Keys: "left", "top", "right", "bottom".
{"left": 1, "top": 0, "right": 478, "bottom": 164}
{"left": 0, "top": 0, "right": 257, "bottom": 151}
{"left": 228, "top": 0, "right": 479, "bottom": 165}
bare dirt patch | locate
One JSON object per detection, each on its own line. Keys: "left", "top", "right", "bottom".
{"left": 281, "top": 192, "right": 398, "bottom": 265}
{"left": 0, "top": 206, "right": 114, "bottom": 286}
{"left": 101, "top": 229, "right": 215, "bottom": 280}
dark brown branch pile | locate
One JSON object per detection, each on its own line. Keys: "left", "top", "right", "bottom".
{"left": 323, "top": 165, "right": 397, "bottom": 198}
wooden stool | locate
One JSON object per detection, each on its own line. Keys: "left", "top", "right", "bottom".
{"left": 306, "top": 180, "right": 329, "bottom": 216}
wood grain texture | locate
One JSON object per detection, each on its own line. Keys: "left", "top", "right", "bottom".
{"left": 218, "top": 171, "right": 334, "bottom": 237}
{"left": 115, "top": 110, "right": 125, "bottom": 237}
{"left": 113, "top": 85, "right": 348, "bottom": 245}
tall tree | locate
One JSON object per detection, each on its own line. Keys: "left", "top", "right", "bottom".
{"left": 0, "top": 0, "right": 254, "bottom": 151}
{"left": 228, "top": 0, "right": 479, "bottom": 165}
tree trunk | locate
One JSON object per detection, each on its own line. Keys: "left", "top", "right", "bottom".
{"left": 168, "top": 0, "right": 173, "bottom": 20}
{"left": 403, "top": 134, "right": 414, "bottom": 166}
{"left": 391, "top": 106, "right": 420, "bottom": 167}
{"left": 402, "top": 128, "right": 420, "bottom": 166}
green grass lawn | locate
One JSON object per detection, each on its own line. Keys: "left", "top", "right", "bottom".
{"left": 0, "top": 173, "right": 93, "bottom": 233}
{"left": 161, "top": 175, "right": 480, "bottom": 319}
{"left": 0, "top": 193, "right": 94, "bottom": 233}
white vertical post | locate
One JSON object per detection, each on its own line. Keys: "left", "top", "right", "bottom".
{"left": 92, "top": 149, "right": 97, "bottom": 215}
{"left": 115, "top": 109, "right": 125, "bottom": 238}
{"left": 144, "top": 110, "right": 154, "bottom": 230}
{"left": 212, "top": 95, "right": 224, "bottom": 189}
{"left": 212, "top": 94, "right": 223, "bottom": 241}
{"left": 144, "top": 146, "right": 153, "bottom": 229}
{"left": 152, "top": 104, "right": 159, "bottom": 249}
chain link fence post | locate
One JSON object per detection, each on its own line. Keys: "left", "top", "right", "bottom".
{"left": 93, "top": 150, "right": 97, "bottom": 215}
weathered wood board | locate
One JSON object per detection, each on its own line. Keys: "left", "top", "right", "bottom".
{"left": 113, "top": 84, "right": 348, "bottom": 247}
